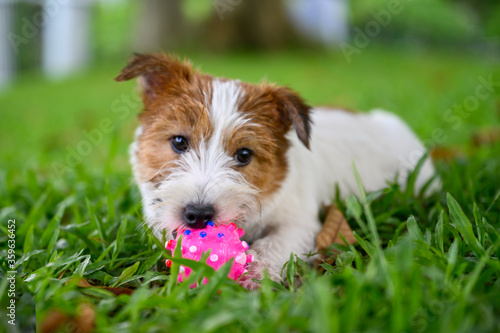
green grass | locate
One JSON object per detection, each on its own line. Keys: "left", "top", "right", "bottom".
{"left": 1, "top": 46, "right": 499, "bottom": 332}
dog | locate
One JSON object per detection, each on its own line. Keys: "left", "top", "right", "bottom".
{"left": 115, "top": 54, "right": 438, "bottom": 289}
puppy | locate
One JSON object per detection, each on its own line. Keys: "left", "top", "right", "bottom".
{"left": 115, "top": 54, "right": 438, "bottom": 289}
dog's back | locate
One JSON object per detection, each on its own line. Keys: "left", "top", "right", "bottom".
{"left": 259, "top": 107, "right": 439, "bottom": 231}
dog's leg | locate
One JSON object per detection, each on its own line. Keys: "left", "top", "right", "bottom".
{"left": 239, "top": 206, "right": 356, "bottom": 290}
{"left": 238, "top": 225, "right": 314, "bottom": 289}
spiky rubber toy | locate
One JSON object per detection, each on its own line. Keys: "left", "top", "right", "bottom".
{"left": 165, "top": 222, "right": 253, "bottom": 284}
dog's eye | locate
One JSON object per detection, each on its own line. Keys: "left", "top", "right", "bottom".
{"left": 171, "top": 136, "right": 189, "bottom": 153}
{"left": 235, "top": 148, "right": 253, "bottom": 165}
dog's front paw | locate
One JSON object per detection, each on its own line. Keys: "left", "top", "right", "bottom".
{"left": 238, "top": 253, "right": 283, "bottom": 290}
{"left": 238, "top": 260, "right": 263, "bottom": 290}
{"left": 238, "top": 250, "right": 262, "bottom": 290}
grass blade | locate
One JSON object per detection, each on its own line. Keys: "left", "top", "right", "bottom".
{"left": 112, "top": 261, "right": 140, "bottom": 287}
{"left": 446, "top": 193, "right": 485, "bottom": 258}
{"left": 20, "top": 191, "right": 49, "bottom": 235}
{"left": 286, "top": 252, "right": 295, "bottom": 292}
{"left": 23, "top": 225, "right": 35, "bottom": 255}
{"left": 105, "top": 179, "right": 116, "bottom": 224}
{"left": 445, "top": 240, "right": 459, "bottom": 283}
{"left": 405, "top": 151, "right": 429, "bottom": 198}
{"left": 352, "top": 162, "right": 382, "bottom": 249}
{"left": 86, "top": 197, "right": 107, "bottom": 247}
{"left": 345, "top": 194, "right": 369, "bottom": 235}
{"left": 167, "top": 235, "right": 183, "bottom": 294}
{"left": 113, "top": 219, "right": 128, "bottom": 260}
{"left": 406, "top": 216, "right": 425, "bottom": 242}
{"left": 435, "top": 211, "right": 444, "bottom": 254}
{"left": 472, "top": 203, "right": 485, "bottom": 248}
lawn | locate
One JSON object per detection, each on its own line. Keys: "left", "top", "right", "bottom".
{"left": 1, "top": 46, "right": 499, "bottom": 332}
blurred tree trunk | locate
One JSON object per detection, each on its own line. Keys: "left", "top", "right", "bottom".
{"left": 204, "top": 0, "right": 307, "bottom": 50}
{"left": 133, "top": 0, "right": 186, "bottom": 52}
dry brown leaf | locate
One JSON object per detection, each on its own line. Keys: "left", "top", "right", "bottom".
{"left": 430, "top": 146, "right": 464, "bottom": 162}
{"left": 76, "top": 278, "right": 134, "bottom": 296}
{"left": 472, "top": 128, "right": 500, "bottom": 147}
{"left": 316, "top": 204, "right": 356, "bottom": 253}
{"left": 41, "top": 303, "right": 95, "bottom": 333}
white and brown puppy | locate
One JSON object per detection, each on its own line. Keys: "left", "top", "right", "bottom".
{"left": 115, "top": 54, "right": 438, "bottom": 289}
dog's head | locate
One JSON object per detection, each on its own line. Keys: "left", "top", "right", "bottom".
{"left": 116, "top": 54, "right": 311, "bottom": 234}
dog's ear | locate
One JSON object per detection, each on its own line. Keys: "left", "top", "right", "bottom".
{"left": 115, "top": 53, "right": 193, "bottom": 103}
{"left": 273, "top": 87, "right": 312, "bottom": 149}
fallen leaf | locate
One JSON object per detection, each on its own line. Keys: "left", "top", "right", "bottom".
{"left": 76, "top": 278, "right": 135, "bottom": 296}
{"left": 430, "top": 146, "right": 464, "bottom": 162}
{"left": 472, "top": 127, "right": 500, "bottom": 147}
{"left": 41, "top": 303, "right": 95, "bottom": 333}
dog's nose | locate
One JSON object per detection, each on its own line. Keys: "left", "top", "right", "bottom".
{"left": 183, "top": 204, "right": 215, "bottom": 229}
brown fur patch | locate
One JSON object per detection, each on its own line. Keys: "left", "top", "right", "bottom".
{"left": 234, "top": 81, "right": 312, "bottom": 198}
{"left": 116, "top": 54, "right": 215, "bottom": 184}
{"left": 234, "top": 83, "right": 291, "bottom": 198}
{"left": 116, "top": 53, "right": 312, "bottom": 202}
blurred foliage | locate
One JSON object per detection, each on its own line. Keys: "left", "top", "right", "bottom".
{"left": 1, "top": 9, "right": 500, "bottom": 329}
{"left": 350, "top": 0, "right": 478, "bottom": 42}
{"left": 6, "top": 0, "right": 500, "bottom": 74}
{"left": 480, "top": 1, "right": 500, "bottom": 38}
{"left": 11, "top": 2, "right": 42, "bottom": 71}
{"left": 181, "top": 0, "right": 213, "bottom": 23}
{"left": 93, "top": 0, "right": 138, "bottom": 61}
{"left": 1, "top": 47, "right": 498, "bottom": 171}
{"left": 1, "top": 143, "right": 499, "bottom": 332}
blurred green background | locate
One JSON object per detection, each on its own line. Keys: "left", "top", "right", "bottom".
{"left": 1, "top": 0, "right": 499, "bottom": 175}
{"left": 1, "top": 2, "right": 500, "bottom": 332}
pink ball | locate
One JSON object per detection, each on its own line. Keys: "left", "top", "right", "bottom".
{"left": 165, "top": 222, "right": 253, "bottom": 285}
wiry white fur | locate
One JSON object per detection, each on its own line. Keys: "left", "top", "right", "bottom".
{"left": 209, "top": 79, "right": 258, "bottom": 138}
{"left": 145, "top": 141, "right": 259, "bottom": 236}
{"left": 241, "top": 107, "right": 439, "bottom": 283}
{"left": 130, "top": 80, "right": 439, "bottom": 288}
{"left": 132, "top": 79, "right": 260, "bottom": 238}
